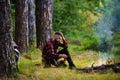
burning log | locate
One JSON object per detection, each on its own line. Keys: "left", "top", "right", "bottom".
{"left": 77, "top": 63, "right": 120, "bottom": 73}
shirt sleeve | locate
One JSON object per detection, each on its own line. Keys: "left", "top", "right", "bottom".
{"left": 58, "top": 40, "right": 68, "bottom": 48}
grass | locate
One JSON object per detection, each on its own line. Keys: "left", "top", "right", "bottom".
{"left": 1, "top": 47, "right": 120, "bottom": 80}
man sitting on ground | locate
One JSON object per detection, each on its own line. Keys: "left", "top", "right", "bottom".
{"left": 42, "top": 32, "right": 76, "bottom": 69}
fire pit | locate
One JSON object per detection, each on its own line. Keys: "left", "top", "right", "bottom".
{"left": 77, "top": 63, "right": 120, "bottom": 73}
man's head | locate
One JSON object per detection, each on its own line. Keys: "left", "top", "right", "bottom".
{"left": 54, "top": 32, "right": 63, "bottom": 37}
{"left": 53, "top": 32, "right": 64, "bottom": 44}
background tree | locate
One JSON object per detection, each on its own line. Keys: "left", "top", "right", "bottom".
{"left": 35, "top": 0, "right": 53, "bottom": 49}
{"left": 0, "top": 0, "right": 16, "bottom": 77}
{"left": 28, "top": 0, "right": 35, "bottom": 47}
{"left": 112, "top": 0, "right": 120, "bottom": 54}
{"left": 15, "top": 0, "right": 29, "bottom": 52}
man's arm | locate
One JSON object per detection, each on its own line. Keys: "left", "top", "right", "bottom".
{"left": 58, "top": 35, "right": 68, "bottom": 48}
{"left": 47, "top": 39, "right": 67, "bottom": 59}
{"left": 49, "top": 43, "right": 67, "bottom": 59}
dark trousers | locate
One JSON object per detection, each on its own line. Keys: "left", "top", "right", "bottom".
{"left": 45, "top": 48, "right": 75, "bottom": 67}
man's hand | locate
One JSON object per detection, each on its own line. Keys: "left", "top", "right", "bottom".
{"left": 59, "top": 54, "right": 67, "bottom": 58}
{"left": 62, "top": 36, "right": 65, "bottom": 41}
{"left": 60, "top": 33, "right": 65, "bottom": 41}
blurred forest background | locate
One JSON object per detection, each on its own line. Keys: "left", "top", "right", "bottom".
{"left": 10, "top": 0, "right": 120, "bottom": 54}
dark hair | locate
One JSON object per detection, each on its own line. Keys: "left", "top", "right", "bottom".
{"left": 54, "top": 32, "right": 63, "bottom": 36}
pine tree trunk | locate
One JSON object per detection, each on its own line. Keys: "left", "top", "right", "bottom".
{"left": 0, "top": 0, "right": 16, "bottom": 77}
{"left": 15, "top": 0, "right": 29, "bottom": 52}
{"left": 28, "top": 0, "right": 35, "bottom": 47}
{"left": 35, "top": 0, "right": 53, "bottom": 49}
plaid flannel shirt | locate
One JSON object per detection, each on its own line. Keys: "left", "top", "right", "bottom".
{"left": 42, "top": 39, "right": 68, "bottom": 59}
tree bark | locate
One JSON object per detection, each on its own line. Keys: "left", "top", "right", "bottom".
{"left": 28, "top": 0, "right": 35, "bottom": 47}
{"left": 0, "top": 0, "right": 16, "bottom": 77}
{"left": 15, "top": 0, "right": 29, "bottom": 52}
{"left": 35, "top": 0, "right": 53, "bottom": 49}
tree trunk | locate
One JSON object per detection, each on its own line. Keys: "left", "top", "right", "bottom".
{"left": 0, "top": 0, "right": 16, "bottom": 77}
{"left": 35, "top": 0, "right": 53, "bottom": 49}
{"left": 28, "top": 0, "right": 35, "bottom": 47}
{"left": 15, "top": 0, "right": 29, "bottom": 52}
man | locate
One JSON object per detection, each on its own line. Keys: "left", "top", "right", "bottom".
{"left": 42, "top": 32, "right": 76, "bottom": 69}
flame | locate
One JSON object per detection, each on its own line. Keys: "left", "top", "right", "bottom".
{"left": 97, "top": 52, "right": 114, "bottom": 66}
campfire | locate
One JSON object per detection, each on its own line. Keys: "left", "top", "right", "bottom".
{"left": 77, "top": 56, "right": 120, "bottom": 73}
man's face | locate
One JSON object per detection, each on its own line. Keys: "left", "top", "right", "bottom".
{"left": 54, "top": 35, "right": 63, "bottom": 44}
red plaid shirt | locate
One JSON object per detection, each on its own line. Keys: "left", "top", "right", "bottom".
{"left": 42, "top": 39, "right": 68, "bottom": 59}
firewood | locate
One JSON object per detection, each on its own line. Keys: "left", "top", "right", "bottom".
{"left": 77, "top": 63, "right": 120, "bottom": 73}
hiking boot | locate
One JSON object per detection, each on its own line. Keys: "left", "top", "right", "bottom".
{"left": 69, "top": 65, "right": 77, "bottom": 70}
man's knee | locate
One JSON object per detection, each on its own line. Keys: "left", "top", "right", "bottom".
{"left": 61, "top": 48, "right": 69, "bottom": 55}
{"left": 58, "top": 48, "right": 69, "bottom": 54}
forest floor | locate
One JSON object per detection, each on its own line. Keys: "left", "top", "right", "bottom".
{"left": 1, "top": 49, "right": 120, "bottom": 80}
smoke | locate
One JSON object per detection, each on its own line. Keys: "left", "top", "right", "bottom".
{"left": 96, "top": 12, "right": 113, "bottom": 52}
{"left": 96, "top": 0, "right": 120, "bottom": 53}
{"left": 97, "top": 52, "right": 114, "bottom": 65}
{"left": 95, "top": 0, "right": 120, "bottom": 64}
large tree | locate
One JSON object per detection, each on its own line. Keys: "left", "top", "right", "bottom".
{"left": 35, "top": 0, "right": 53, "bottom": 49}
{"left": 15, "top": 0, "right": 29, "bottom": 52}
{"left": 28, "top": 0, "right": 35, "bottom": 46}
{"left": 0, "top": 0, "right": 16, "bottom": 76}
